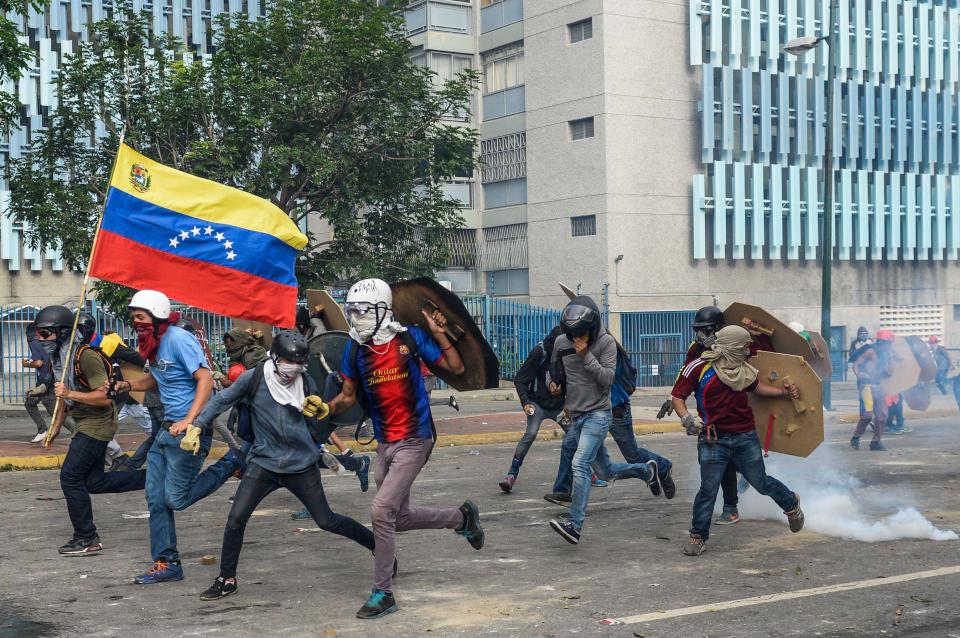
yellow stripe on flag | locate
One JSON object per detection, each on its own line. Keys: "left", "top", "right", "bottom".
{"left": 110, "top": 144, "right": 308, "bottom": 250}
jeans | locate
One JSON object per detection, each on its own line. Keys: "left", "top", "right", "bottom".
{"left": 220, "top": 462, "right": 374, "bottom": 579}
{"left": 507, "top": 403, "right": 562, "bottom": 477}
{"left": 60, "top": 433, "right": 146, "bottom": 541}
{"left": 371, "top": 438, "right": 463, "bottom": 592}
{"left": 720, "top": 464, "right": 739, "bottom": 513}
{"left": 553, "top": 408, "right": 656, "bottom": 497}
{"left": 608, "top": 404, "right": 672, "bottom": 473}
{"left": 146, "top": 428, "right": 237, "bottom": 562}
{"left": 129, "top": 404, "right": 164, "bottom": 470}
{"left": 567, "top": 410, "right": 654, "bottom": 531}
{"left": 853, "top": 384, "right": 887, "bottom": 444}
{"left": 690, "top": 431, "right": 797, "bottom": 541}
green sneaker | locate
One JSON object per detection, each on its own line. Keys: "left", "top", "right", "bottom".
{"left": 356, "top": 589, "right": 398, "bottom": 619}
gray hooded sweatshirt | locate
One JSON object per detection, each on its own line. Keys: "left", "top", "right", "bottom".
{"left": 548, "top": 331, "right": 617, "bottom": 419}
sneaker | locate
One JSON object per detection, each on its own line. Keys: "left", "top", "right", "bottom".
{"left": 109, "top": 456, "right": 132, "bottom": 473}
{"left": 356, "top": 588, "right": 398, "bottom": 619}
{"left": 58, "top": 537, "right": 103, "bottom": 556}
{"left": 199, "top": 576, "right": 237, "bottom": 601}
{"left": 869, "top": 441, "right": 888, "bottom": 451}
{"left": 134, "top": 560, "right": 184, "bottom": 584}
{"left": 498, "top": 475, "right": 515, "bottom": 493}
{"left": 850, "top": 436, "right": 860, "bottom": 450}
{"left": 448, "top": 396, "right": 460, "bottom": 412}
{"left": 591, "top": 474, "right": 608, "bottom": 488}
{"left": 291, "top": 508, "right": 311, "bottom": 520}
{"left": 320, "top": 449, "right": 340, "bottom": 472}
{"left": 660, "top": 468, "right": 676, "bottom": 500}
{"left": 715, "top": 510, "right": 740, "bottom": 525}
{"left": 543, "top": 492, "right": 571, "bottom": 506}
{"left": 356, "top": 455, "right": 371, "bottom": 493}
{"left": 682, "top": 534, "right": 706, "bottom": 556}
{"left": 31, "top": 431, "right": 47, "bottom": 443}
{"left": 549, "top": 517, "right": 581, "bottom": 545}
{"left": 455, "top": 500, "right": 484, "bottom": 550}
{"left": 223, "top": 449, "right": 247, "bottom": 479}
{"left": 785, "top": 495, "right": 804, "bottom": 533}
{"left": 644, "top": 460, "right": 662, "bottom": 497}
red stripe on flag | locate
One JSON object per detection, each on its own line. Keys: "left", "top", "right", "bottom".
{"left": 90, "top": 229, "right": 297, "bottom": 327}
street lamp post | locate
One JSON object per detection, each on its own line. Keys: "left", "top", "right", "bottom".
{"left": 785, "top": 0, "right": 838, "bottom": 410}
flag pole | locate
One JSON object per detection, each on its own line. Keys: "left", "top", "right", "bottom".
{"left": 43, "top": 129, "right": 127, "bottom": 448}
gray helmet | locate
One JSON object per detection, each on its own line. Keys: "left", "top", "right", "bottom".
{"left": 35, "top": 305, "right": 74, "bottom": 342}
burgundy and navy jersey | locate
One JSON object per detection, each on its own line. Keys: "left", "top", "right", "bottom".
{"left": 341, "top": 327, "right": 443, "bottom": 443}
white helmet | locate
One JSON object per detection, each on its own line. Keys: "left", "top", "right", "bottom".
{"left": 129, "top": 289, "right": 172, "bottom": 320}
{"left": 788, "top": 321, "right": 804, "bottom": 333}
{"left": 346, "top": 278, "right": 392, "bottom": 309}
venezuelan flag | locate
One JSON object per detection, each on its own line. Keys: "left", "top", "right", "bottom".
{"left": 89, "top": 144, "right": 308, "bottom": 327}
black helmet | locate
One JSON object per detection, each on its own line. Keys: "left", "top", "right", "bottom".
{"left": 271, "top": 330, "right": 309, "bottom": 364}
{"left": 692, "top": 306, "right": 724, "bottom": 330}
{"left": 35, "top": 305, "right": 74, "bottom": 342}
{"left": 296, "top": 307, "right": 311, "bottom": 330}
{"left": 561, "top": 296, "right": 601, "bottom": 342}
{"left": 76, "top": 312, "right": 97, "bottom": 344}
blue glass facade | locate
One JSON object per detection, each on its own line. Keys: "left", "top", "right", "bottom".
{"left": 690, "top": 0, "right": 960, "bottom": 261}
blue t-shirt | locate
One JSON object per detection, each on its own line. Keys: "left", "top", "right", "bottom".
{"left": 149, "top": 325, "right": 208, "bottom": 422}
{"left": 341, "top": 327, "right": 442, "bottom": 443}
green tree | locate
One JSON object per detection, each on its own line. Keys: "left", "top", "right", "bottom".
{"left": 0, "top": 0, "right": 45, "bottom": 131}
{"left": 7, "top": 0, "right": 477, "bottom": 312}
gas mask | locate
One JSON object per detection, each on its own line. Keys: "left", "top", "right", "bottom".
{"left": 695, "top": 327, "right": 718, "bottom": 348}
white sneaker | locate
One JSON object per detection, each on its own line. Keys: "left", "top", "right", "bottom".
{"left": 31, "top": 431, "right": 47, "bottom": 443}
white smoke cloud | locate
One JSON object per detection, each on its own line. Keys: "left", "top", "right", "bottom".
{"left": 734, "top": 446, "right": 958, "bottom": 542}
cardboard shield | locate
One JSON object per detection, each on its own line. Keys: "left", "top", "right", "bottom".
{"left": 903, "top": 383, "right": 932, "bottom": 411}
{"left": 232, "top": 319, "right": 273, "bottom": 349}
{"left": 806, "top": 331, "right": 833, "bottom": 381}
{"left": 748, "top": 351, "right": 824, "bottom": 458}
{"left": 390, "top": 278, "right": 499, "bottom": 391}
{"left": 879, "top": 340, "right": 921, "bottom": 396}
{"left": 118, "top": 362, "right": 148, "bottom": 405}
{"left": 306, "top": 330, "right": 367, "bottom": 428}
{"left": 904, "top": 336, "right": 937, "bottom": 383}
{"left": 559, "top": 282, "right": 577, "bottom": 300}
{"left": 305, "top": 289, "right": 350, "bottom": 332}
{"left": 724, "top": 303, "right": 815, "bottom": 361}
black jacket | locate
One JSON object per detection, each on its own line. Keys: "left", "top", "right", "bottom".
{"left": 514, "top": 342, "right": 564, "bottom": 412}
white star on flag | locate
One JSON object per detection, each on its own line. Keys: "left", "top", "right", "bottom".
{"left": 191, "top": 226, "right": 201, "bottom": 236}
{"left": 224, "top": 240, "right": 234, "bottom": 250}
{"left": 226, "top": 250, "right": 237, "bottom": 260}
{"left": 215, "top": 232, "right": 225, "bottom": 242}
{"left": 179, "top": 230, "right": 190, "bottom": 240}
{"left": 169, "top": 237, "right": 180, "bottom": 248}
{"left": 204, "top": 226, "right": 213, "bottom": 235}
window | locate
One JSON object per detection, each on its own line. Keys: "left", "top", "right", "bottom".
{"left": 483, "top": 178, "right": 527, "bottom": 208}
{"left": 880, "top": 305, "right": 943, "bottom": 338}
{"left": 482, "top": 224, "right": 528, "bottom": 270}
{"left": 570, "top": 215, "right": 597, "bottom": 237}
{"left": 489, "top": 269, "right": 530, "bottom": 296}
{"left": 482, "top": 43, "right": 523, "bottom": 94}
{"left": 568, "top": 18, "right": 593, "bottom": 43}
{"left": 569, "top": 117, "right": 595, "bottom": 140}
{"left": 480, "top": 133, "right": 526, "bottom": 183}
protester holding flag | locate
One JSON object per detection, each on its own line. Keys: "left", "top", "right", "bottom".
{"left": 112, "top": 290, "right": 245, "bottom": 585}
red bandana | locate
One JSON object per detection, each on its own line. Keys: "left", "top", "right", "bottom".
{"left": 135, "top": 311, "right": 181, "bottom": 362}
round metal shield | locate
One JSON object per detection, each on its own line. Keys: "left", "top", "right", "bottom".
{"left": 307, "top": 330, "right": 367, "bottom": 427}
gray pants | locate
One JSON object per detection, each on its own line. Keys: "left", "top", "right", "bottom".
{"left": 25, "top": 388, "right": 75, "bottom": 434}
{"left": 371, "top": 438, "right": 462, "bottom": 592}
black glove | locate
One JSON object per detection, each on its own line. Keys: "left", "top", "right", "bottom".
{"left": 656, "top": 399, "right": 674, "bottom": 420}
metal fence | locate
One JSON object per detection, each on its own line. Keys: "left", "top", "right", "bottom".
{"left": 619, "top": 310, "right": 697, "bottom": 387}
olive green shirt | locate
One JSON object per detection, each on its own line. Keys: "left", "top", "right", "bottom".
{"left": 71, "top": 348, "right": 117, "bottom": 441}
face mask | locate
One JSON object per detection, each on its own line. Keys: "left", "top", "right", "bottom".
{"left": 38, "top": 340, "right": 58, "bottom": 355}
{"left": 696, "top": 329, "right": 717, "bottom": 347}
{"left": 275, "top": 360, "right": 307, "bottom": 385}
{"left": 349, "top": 313, "right": 380, "bottom": 343}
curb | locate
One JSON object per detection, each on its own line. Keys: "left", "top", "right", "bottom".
{"left": 0, "top": 422, "right": 684, "bottom": 472}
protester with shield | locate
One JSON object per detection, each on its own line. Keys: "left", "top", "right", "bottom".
{"left": 671, "top": 325, "right": 804, "bottom": 556}
{"left": 851, "top": 330, "right": 895, "bottom": 452}
{"left": 327, "top": 278, "right": 484, "bottom": 620}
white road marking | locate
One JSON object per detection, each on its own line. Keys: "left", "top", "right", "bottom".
{"left": 602, "top": 564, "right": 960, "bottom": 626}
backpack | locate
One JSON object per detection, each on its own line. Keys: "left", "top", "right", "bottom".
{"left": 615, "top": 345, "right": 639, "bottom": 396}
{"left": 72, "top": 344, "right": 113, "bottom": 391}
{"left": 234, "top": 363, "right": 324, "bottom": 445}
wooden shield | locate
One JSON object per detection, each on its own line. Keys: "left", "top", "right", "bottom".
{"left": 306, "top": 330, "right": 367, "bottom": 428}
{"left": 118, "top": 362, "right": 148, "bottom": 405}
{"left": 559, "top": 282, "right": 577, "bottom": 300}
{"left": 879, "top": 339, "right": 921, "bottom": 396}
{"left": 806, "top": 331, "right": 833, "bottom": 381}
{"left": 305, "top": 289, "right": 350, "bottom": 332}
{"left": 232, "top": 319, "right": 273, "bottom": 349}
{"left": 904, "top": 336, "right": 937, "bottom": 382}
{"left": 390, "top": 277, "right": 499, "bottom": 391}
{"left": 748, "top": 351, "right": 824, "bottom": 458}
{"left": 724, "top": 303, "right": 815, "bottom": 361}
{"left": 903, "top": 383, "right": 932, "bottom": 411}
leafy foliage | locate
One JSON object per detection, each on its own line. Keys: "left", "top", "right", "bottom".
{"left": 7, "top": 0, "right": 477, "bottom": 309}
{"left": 0, "top": 0, "right": 45, "bottom": 131}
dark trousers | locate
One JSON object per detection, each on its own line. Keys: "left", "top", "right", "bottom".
{"left": 59, "top": 433, "right": 146, "bottom": 541}
{"left": 220, "top": 462, "right": 375, "bottom": 579}
{"left": 129, "top": 404, "right": 164, "bottom": 470}
{"left": 720, "top": 463, "right": 739, "bottom": 511}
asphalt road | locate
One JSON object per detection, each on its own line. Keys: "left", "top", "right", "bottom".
{"left": 1, "top": 416, "right": 959, "bottom": 638}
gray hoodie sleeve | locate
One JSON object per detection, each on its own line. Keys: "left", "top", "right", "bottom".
{"left": 581, "top": 335, "right": 616, "bottom": 390}
{"left": 194, "top": 369, "right": 252, "bottom": 428}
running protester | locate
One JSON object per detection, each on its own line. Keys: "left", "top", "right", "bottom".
{"left": 850, "top": 330, "right": 895, "bottom": 452}
{"left": 43, "top": 305, "right": 147, "bottom": 556}
{"left": 499, "top": 326, "right": 566, "bottom": 493}
{"left": 327, "top": 278, "right": 484, "bottom": 620}
{"left": 193, "top": 331, "right": 375, "bottom": 601}
{"left": 24, "top": 320, "right": 57, "bottom": 443}
{"left": 116, "top": 290, "right": 244, "bottom": 584}
{"left": 670, "top": 325, "right": 804, "bottom": 556}
{"left": 547, "top": 296, "right": 658, "bottom": 545}
{"left": 26, "top": 306, "right": 77, "bottom": 442}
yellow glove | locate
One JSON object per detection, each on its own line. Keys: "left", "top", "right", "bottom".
{"left": 302, "top": 395, "right": 329, "bottom": 420}
{"left": 179, "top": 424, "right": 202, "bottom": 455}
